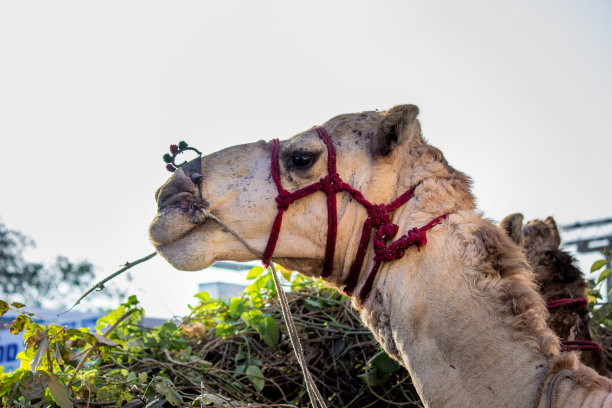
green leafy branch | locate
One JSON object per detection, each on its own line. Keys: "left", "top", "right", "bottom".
{"left": 588, "top": 249, "right": 612, "bottom": 327}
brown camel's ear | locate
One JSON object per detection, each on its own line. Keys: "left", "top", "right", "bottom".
{"left": 373, "top": 104, "right": 422, "bottom": 156}
{"left": 499, "top": 213, "right": 525, "bottom": 246}
{"left": 544, "top": 216, "right": 562, "bottom": 247}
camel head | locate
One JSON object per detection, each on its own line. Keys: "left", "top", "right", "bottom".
{"left": 150, "top": 105, "right": 472, "bottom": 288}
{"left": 500, "top": 213, "right": 585, "bottom": 292}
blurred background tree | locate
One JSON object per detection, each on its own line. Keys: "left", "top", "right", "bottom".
{"left": 0, "top": 220, "right": 125, "bottom": 310}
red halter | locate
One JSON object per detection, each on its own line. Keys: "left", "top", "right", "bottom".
{"left": 545, "top": 296, "right": 604, "bottom": 355}
{"left": 262, "top": 126, "right": 448, "bottom": 304}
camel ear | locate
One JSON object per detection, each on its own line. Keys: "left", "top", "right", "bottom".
{"left": 499, "top": 213, "right": 525, "bottom": 246}
{"left": 373, "top": 104, "right": 421, "bottom": 156}
{"left": 544, "top": 216, "right": 561, "bottom": 247}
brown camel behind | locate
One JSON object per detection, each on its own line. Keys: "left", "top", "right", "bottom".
{"left": 501, "top": 213, "right": 610, "bottom": 375}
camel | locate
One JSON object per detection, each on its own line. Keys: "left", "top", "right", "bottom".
{"left": 150, "top": 105, "right": 612, "bottom": 407}
{"left": 501, "top": 213, "right": 610, "bottom": 376}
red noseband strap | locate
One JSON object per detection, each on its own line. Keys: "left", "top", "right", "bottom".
{"left": 262, "top": 126, "right": 448, "bottom": 305}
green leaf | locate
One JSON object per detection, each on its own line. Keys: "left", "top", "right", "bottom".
{"left": 246, "top": 266, "right": 264, "bottom": 280}
{"left": 194, "top": 291, "right": 210, "bottom": 302}
{"left": 54, "top": 341, "right": 64, "bottom": 366}
{"left": 592, "top": 259, "right": 608, "bottom": 272}
{"left": 276, "top": 264, "right": 293, "bottom": 281}
{"left": 265, "top": 276, "right": 275, "bottom": 292}
{"left": 331, "top": 339, "right": 346, "bottom": 357}
{"left": 262, "top": 317, "right": 280, "bottom": 349}
{"left": 160, "top": 321, "right": 178, "bottom": 332}
{"left": 145, "top": 398, "right": 166, "bottom": 408}
{"left": 96, "top": 305, "right": 126, "bottom": 333}
{"left": 97, "top": 384, "right": 131, "bottom": 406}
{"left": 359, "top": 367, "right": 390, "bottom": 387}
{"left": 47, "top": 372, "right": 73, "bottom": 408}
{"left": 11, "top": 302, "right": 25, "bottom": 308}
{"left": 91, "top": 332, "right": 120, "bottom": 346}
{"left": 198, "top": 393, "right": 238, "bottom": 407}
{"left": 304, "top": 298, "right": 323, "bottom": 310}
{"left": 593, "top": 303, "right": 612, "bottom": 324}
{"left": 250, "top": 292, "right": 263, "bottom": 308}
{"left": 30, "top": 333, "right": 49, "bottom": 372}
{"left": 215, "top": 322, "right": 236, "bottom": 338}
{"left": 10, "top": 314, "right": 29, "bottom": 335}
{"left": 255, "top": 274, "right": 270, "bottom": 290}
{"left": 118, "top": 391, "right": 132, "bottom": 405}
{"left": 0, "top": 300, "right": 8, "bottom": 316}
{"left": 245, "top": 365, "right": 265, "bottom": 392}
{"left": 242, "top": 310, "right": 265, "bottom": 338}
{"left": 597, "top": 268, "right": 612, "bottom": 284}
{"left": 125, "top": 295, "right": 139, "bottom": 307}
{"left": 372, "top": 353, "right": 400, "bottom": 374}
{"left": 126, "top": 371, "right": 137, "bottom": 383}
{"left": 0, "top": 368, "right": 25, "bottom": 397}
{"left": 19, "top": 371, "right": 49, "bottom": 401}
{"left": 16, "top": 347, "right": 35, "bottom": 370}
{"left": 228, "top": 297, "right": 246, "bottom": 319}
{"left": 154, "top": 376, "right": 183, "bottom": 406}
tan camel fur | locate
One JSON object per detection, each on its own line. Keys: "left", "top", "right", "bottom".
{"left": 501, "top": 213, "right": 609, "bottom": 375}
{"left": 150, "top": 105, "right": 612, "bottom": 407}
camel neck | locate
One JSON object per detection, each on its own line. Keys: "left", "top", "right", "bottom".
{"left": 354, "top": 213, "right": 552, "bottom": 407}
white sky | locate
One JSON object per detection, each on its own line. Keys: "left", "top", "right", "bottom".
{"left": 1, "top": 1, "right": 611, "bottom": 318}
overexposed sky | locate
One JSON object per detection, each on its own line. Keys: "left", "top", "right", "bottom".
{"left": 1, "top": 1, "right": 611, "bottom": 317}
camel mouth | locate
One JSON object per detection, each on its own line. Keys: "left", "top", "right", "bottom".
{"left": 150, "top": 193, "right": 211, "bottom": 247}
{"left": 159, "top": 192, "right": 196, "bottom": 212}
{"left": 157, "top": 192, "right": 210, "bottom": 223}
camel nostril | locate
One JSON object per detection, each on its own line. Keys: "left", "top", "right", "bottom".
{"left": 190, "top": 173, "right": 203, "bottom": 185}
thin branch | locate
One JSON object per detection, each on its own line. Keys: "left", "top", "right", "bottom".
{"left": 60, "top": 252, "right": 157, "bottom": 315}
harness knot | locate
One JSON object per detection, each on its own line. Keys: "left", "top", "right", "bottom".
{"left": 320, "top": 172, "right": 344, "bottom": 194}
{"left": 406, "top": 227, "right": 427, "bottom": 249}
{"left": 367, "top": 204, "right": 391, "bottom": 226}
{"left": 373, "top": 224, "right": 399, "bottom": 253}
{"left": 275, "top": 190, "right": 295, "bottom": 210}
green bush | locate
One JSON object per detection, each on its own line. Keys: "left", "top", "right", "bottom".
{"left": 0, "top": 268, "right": 421, "bottom": 407}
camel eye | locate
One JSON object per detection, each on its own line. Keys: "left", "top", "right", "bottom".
{"left": 291, "top": 152, "right": 313, "bottom": 168}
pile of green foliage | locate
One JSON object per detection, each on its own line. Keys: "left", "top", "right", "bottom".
{"left": 1, "top": 268, "right": 421, "bottom": 407}
{"left": 3, "top": 251, "right": 612, "bottom": 408}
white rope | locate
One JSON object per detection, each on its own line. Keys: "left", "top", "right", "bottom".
{"left": 269, "top": 263, "right": 327, "bottom": 407}
{"left": 201, "top": 209, "right": 328, "bottom": 408}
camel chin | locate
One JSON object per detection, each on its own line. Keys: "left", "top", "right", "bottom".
{"left": 153, "top": 224, "right": 216, "bottom": 271}
{"left": 150, "top": 207, "right": 200, "bottom": 246}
